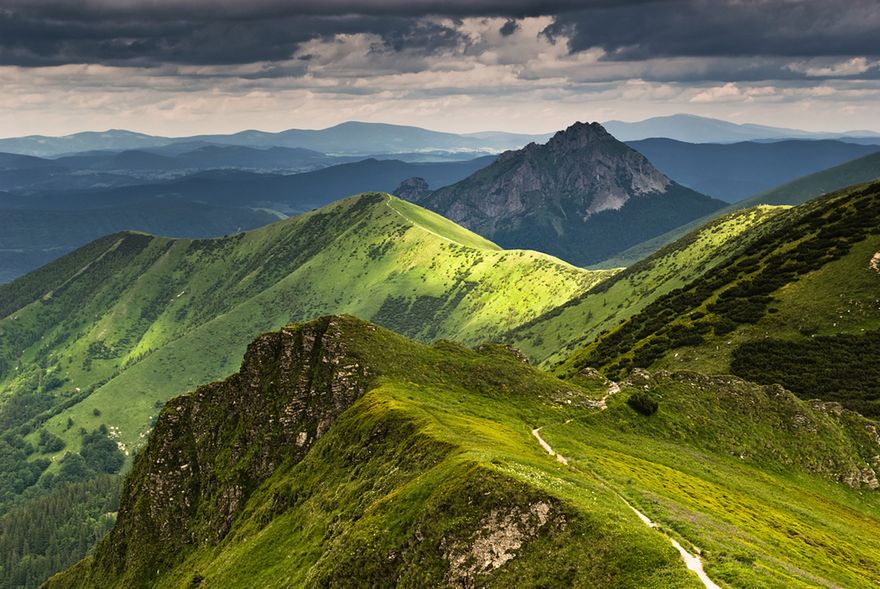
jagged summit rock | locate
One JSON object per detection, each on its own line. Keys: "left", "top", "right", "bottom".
{"left": 494, "top": 121, "right": 673, "bottom": 217}
{"left": 411, "top": 121, "right": 726, "bottom": 266}
{"left": 393, "top": 176, "right": 431, "bottom": 200}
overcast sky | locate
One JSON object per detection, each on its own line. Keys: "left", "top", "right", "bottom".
{"left": 2, "top": 0, "right": 879, "bottom": 137}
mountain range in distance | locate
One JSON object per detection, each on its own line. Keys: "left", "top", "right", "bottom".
{"left": 0, "top": 157, "right": 494, "bottom": 282}
{"left": 51, "top": 145, "right": 490, "bottom": 176}
{"left": 738, "top": 149, "right": 880, "bottom": 209}
{"left": 0, "top": 201, "right": 280, "bottom": 284}
{"left": 3, "top": 157, "right": 495, "bottom": 212}
{"left": 0, "top": 122, "right": 553, "bottom": 159}
{"left": 606, "top": 113, "right": 880, "bottom": 144}
{"left": 0, "top": 144, "right": 494, "bottom": 195}
{"left": 6, "top": 137, "right": 876, "bottom": 207}
{"left": 4, "top": 117, "right": 880, "bottom": 284}
{"left": 628, "top": 138, "right": 880, "bottom": 202}
{"left": 3, "top": 115, "right": 880, "bottom": 159}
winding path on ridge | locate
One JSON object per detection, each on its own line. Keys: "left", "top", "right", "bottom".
{"left": 531, "top": 427, "right": 568, "bottom": 465}
{"left": 532, "top": 381, "right": 722, "bottom": 589}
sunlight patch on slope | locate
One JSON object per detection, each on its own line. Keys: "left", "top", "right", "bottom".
{"left": 386, "top": 194, "right": 501, "bottom": 251}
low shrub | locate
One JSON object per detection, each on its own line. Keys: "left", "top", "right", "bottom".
{"left": 626, "top": 392, "right": 659, "bottom": 416}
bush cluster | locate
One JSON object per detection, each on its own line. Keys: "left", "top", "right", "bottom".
{"left": 626, "top": 392, "right": 659, "bottom": 416}
{"left": 731, "top": 330, "right": 880, "bottom": 417}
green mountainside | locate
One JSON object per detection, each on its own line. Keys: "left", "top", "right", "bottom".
{"left": 565, "top": 181, "right": 880, "bottom": 416}
{"left": 509, "top": 205, "right": 788, "bottom": 365}
{"left": 0, "top": 192, "right": 605, "bottom": 472}
{"left": 0, "top": 193, "right": 610, "bottom": 588}
{"left": 45, "top": 316, "right": 880, "bottom": 589}
{"left": 4, "top": 172, "right": 880, "bottom": 588}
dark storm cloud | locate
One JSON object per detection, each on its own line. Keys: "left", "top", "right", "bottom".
{"left": 380, "top": 20, "right": 466, "bottom": 53}
{"left": 0, "top": 1, "right": 608, "bottom": 21}
{"left": 0, "top": 1, "right": 627, "bottom": 68}
{"left": 499, "top": 19, "right": 521, "bottom": 36}
{"left": 0, "top": 10, "right": 466, "bottom": 67}
{"left": 0, "top": 1, "right": 674, "bottom": 68}
{"left": 545, "top": 0, "right": 880, "bottom": 60}
{"left": 0, "top": 0, "right": 877, "bottom": 69}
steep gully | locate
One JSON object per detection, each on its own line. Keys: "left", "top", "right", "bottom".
{"left": 532, "top": 381, "right": 722, "bottom": 589}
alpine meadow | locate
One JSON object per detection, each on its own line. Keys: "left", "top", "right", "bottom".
{"left": 2, "top": 2, "right": 880, "bottom": 588}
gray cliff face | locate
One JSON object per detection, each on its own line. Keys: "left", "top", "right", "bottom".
{"left": 419, "top": 122, "right": 672, "bottom": 236}
{"left": 410, "top": 121, "right": 725, "bottom": 266}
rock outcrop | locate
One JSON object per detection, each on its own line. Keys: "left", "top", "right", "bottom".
{"left": 88, "top": 316, "right": 372, "bottom": 585}
{"left": 393, "top": 176, "right": 431, "bottom": 201}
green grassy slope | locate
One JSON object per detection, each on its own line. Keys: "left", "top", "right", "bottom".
{"left": 509, "top": 205, "right": 787, "bottom": 365}
{"left": 386, "top": 197, "right": 500, "bottom": 250}
{"left": 564, "top": 181, "right": 880, "bottom": 415}
{"left": 599, "top": 150, "right": 880, "bottom": 268}
{"left": 46, "top": 317, "right": 880, "bottom": 588}
{"left": 0, "top": 193, "right": 609, "bottom": 481}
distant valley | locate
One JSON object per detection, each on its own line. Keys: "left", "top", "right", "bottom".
{"left": 628, "top": 138, "right": 880, "bottom": 202}
{"left": 0, "top": 156, "right": 495, "bottom": 281}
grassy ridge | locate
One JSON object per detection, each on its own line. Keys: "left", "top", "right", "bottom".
{"left": 0, "top": 193, "right": 607, "bottom": 483}
{"left": 509, "top": 205, "right": 787, "bottom": 365}
{"left": 386, "top": 197, "right": 501, "bottom": 251}
{"left": 46, "top": 317, "right": 880, "bottom": 588}
{"left": 564, "top": 181, "right": 880, "bottom": 414}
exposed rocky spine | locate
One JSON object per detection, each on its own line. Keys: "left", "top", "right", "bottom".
{"left": 85, "top": 317, "right": 372, "bottom": 585}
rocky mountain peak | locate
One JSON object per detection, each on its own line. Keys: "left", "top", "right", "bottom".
{"left": 496, "top": 122, "right": 613, "bottom": 162}
{"left": 411, "top": 122, "right": 725, "bottom": 266}
{"left": 547, "top": 121, "right": 614, "bottom": 149}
